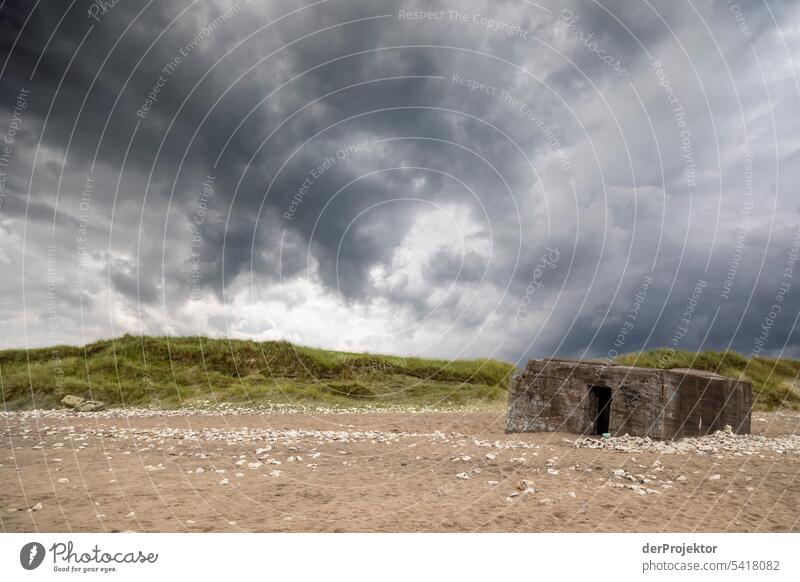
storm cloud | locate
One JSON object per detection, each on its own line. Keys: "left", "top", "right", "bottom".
{"left": 0, "top": 0, "right": 798, "bottom": 364}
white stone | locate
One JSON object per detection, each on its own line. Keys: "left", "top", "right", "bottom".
{"left": 517, "top": 480, "right": 536, "bottom": 493}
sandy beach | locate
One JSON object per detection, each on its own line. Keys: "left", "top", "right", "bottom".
{"left": 2, "top": 408, "right": 799, "bottom": 533}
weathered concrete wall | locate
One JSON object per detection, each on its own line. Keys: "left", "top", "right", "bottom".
{"left": 663, "top": 369, "right": 752, "bottom": 438}
{"left": 506, "top": 359, "right": 751, "bottom": 439}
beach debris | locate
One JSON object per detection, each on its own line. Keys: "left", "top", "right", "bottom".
{"left": 517, "top": 480, "right": 536, "bottom": 493}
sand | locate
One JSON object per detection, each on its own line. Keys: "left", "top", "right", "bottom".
{"left": 2, "top": 408, "right": 799, "bottom": 532}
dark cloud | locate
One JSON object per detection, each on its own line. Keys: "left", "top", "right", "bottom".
{"left": 0, "top": 0, "right": 798, "bottom": 362}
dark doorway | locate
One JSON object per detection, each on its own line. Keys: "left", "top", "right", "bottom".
{"left": 589, "top": 386, "right": 612, "bottom": 434}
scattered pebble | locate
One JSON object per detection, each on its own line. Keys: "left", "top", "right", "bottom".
{"left": 575, "top": 426, "right": 800, "bottom": 457}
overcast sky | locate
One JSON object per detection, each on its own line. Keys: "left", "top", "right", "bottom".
{"left": 0, "top": 0, "right": 798, "bottom": 365}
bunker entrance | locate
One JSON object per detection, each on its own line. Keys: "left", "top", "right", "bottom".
{"left": 589, "top": 385, "right": 612, "bottom": 434}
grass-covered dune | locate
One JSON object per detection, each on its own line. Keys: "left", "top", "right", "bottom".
{"left": 0, "top": 336, "right": 797, "bottom": 411}
{"left": 0, "top": 335, "right": 515, "bottom": 410}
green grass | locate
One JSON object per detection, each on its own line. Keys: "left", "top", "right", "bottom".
{"left": 0, "top": 335, "right": 515, "bottom": 410}
{"left": 3, "top": 337, "right": 797, "bottom": 412}
{"left": 615, "top": 349, "right": 800, "bottom": 411}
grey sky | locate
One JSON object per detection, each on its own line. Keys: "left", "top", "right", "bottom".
{"left": 0, "top": 0, "right": 798, "bottom": 365}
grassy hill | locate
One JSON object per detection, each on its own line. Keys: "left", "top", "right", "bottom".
{"left": 615, "top": 349, "right": 800, "bottom": 411}
{"left": 1, "top": 336, "right": 797, "bottom": 411}
{"left": 0, "top": 335, "right": 515, "bottom": 410}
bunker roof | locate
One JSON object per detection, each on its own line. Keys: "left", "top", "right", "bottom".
{"left": 536, "top": 358, "right": 731, "bottom": 381}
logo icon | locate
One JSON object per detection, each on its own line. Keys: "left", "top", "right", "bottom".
{"left": 20, "top": 542, "right": 46, "bottom": 570}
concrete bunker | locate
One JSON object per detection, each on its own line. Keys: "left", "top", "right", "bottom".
{"left": 506, "top": 358, "right": 752, "bottom": 439}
